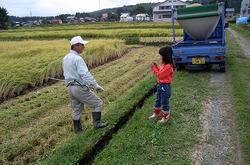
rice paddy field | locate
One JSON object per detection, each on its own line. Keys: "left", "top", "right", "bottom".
{"left": 0, "top": 39, "right": 128, "bottom": 101}
{"left": 0, "top": 22, "right": 248, "bottom": 165}
{"left": 0, "top": 46, "right": 160, "bottom": 164}
{"left": 0, "top": 22, "right": 183, "bottom": 41}
{"left": 0, "top": 22, "right": 178, "bottom": 164}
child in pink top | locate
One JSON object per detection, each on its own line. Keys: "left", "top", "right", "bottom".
{"left": 149, "top": 46, "right": 174, "bottom": 123}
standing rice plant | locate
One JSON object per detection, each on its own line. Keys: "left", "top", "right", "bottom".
{"left": 0, "top": 28, "right": 183, "bottom": 41}
{"left": 0, "top": 39, "right": 128, "bottom": 101}
{"left": 1, "top": 22, "right": 181, "bottom": 34}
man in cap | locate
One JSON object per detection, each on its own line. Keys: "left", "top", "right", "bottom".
{"left": 62, "top": 36, "right": 107, "bottom": 133}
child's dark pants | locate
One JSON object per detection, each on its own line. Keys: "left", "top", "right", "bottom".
{"left": 154, "top": 83, "right": 171, "bottom": 112}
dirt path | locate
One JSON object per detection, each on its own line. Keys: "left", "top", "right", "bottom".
{"left": 228, "top": 28, "right": 250, "bottom": 59}
{"left": 192, "top": 28, "right": 248, "bottom": 165}
{"left": 192, "top": 71, "right": 243, "bottom": 165}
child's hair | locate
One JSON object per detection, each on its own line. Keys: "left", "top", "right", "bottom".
{"left": 159, "top": 46, "right": 173, "bottom": 65}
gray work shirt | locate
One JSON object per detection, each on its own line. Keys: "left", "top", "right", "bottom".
{"left": 62, "top": 50, "right": 96, "bottom": 87}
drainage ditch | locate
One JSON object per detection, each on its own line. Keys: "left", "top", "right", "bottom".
{"left": 78, "top": 86, "right": 156, "bottom": 165}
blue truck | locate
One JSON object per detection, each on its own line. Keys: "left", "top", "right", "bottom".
{"left": 172, "top": 3, "right": 227, "bottom": 71}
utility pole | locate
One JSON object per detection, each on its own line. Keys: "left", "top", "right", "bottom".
{"left": 171, "top": 0, "right": 176, "bottom": 43}
{"left": 99, "top": 0, "right": 101, "bottom": 10}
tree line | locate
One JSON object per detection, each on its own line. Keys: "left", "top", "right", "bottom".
{"left": 0, "top": 7, "right": 8, "bottom": 29}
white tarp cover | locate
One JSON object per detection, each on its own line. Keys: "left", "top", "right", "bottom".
{"left": 177, "top": 16, "right": 220, "bottom": 40}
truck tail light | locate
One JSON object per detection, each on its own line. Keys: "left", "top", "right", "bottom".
{"left": 175, "top": 58, "right": 182, "bottom": 62}
{"left": 215, "top": 56, "right": 225, "bottom": 60}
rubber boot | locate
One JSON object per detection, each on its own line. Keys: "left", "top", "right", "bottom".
{"left": 73, "top": 120, "right": 83, "bottom": 133}
{"left": 148, "top": 108, "right": 161, "bottom": 119}
{"left": 158, "top": 111, "right": 170, "bottom": 124}
{"left": 92, "top": 112, "right": 108, "bottom": 129}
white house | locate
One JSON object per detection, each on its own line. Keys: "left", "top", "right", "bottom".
{"left": 153, "top": 0, "right": 188, "bottom": 22}
{"left": 120, "top": 13, "right": 133, "bottom": 22}
{"left": 241, "top": 0, "right": 250, "bottom": 18}
{"left": 66, "top": 16, "right": 77, "bottom": 24}
{"left": 135, "top": 13, "right": 150, "bottom": 21}
{"left": 225, "top": 8, "right": 235, "bottom": 21}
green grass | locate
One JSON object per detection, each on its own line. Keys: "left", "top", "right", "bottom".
{"left": 93, "top": 71, "right": 211, "bottom": 164}
{"left": 227, "top": 31, "right": 250, "bottom": 164}
{"left": 230, "top": 24, "right": 250, "bottom": 40}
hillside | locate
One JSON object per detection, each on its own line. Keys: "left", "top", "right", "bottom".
{"left": 89, "top": 0, "right": 242, "bottom": 17}
{"left": 89, "top": 3, "right": 158, "bottom": 17}
{"left": 9, "top": 0, "right": 242, "bottom": 22}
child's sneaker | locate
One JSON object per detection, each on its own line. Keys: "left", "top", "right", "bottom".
{"left": 158, "top": 111, "right": 169, "bottom": 123}
{"left": 149, "top": 108, "right": 161, "bottom": 119}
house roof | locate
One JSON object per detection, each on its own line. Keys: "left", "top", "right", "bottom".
{"left": 120, "top": 13, "right": 130, "bottom": 17}
{"left": 226, "top": 8, "right": 235, "bottom": 12}
{"left": 136, "top": 13, "right": 149, "bottom": 17}
{"left": 153, "top": 0, "right": 188, "bottom": 8}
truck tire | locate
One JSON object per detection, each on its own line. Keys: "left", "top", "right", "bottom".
{"left": 176, "top": 64, "right": 183, "bottom": 71}
{"left": 219, "top": 63, "right": 226, "bottom": 72}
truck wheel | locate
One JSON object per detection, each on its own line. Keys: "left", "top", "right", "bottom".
{"left": 176, "top": 64, "right": 183, "bottom": 71}
{"left": 219, "top": 63, "right": 226, "bottom": 72}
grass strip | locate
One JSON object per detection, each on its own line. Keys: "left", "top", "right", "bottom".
{"left": 93, "top": 70, "right": 211, "bottom": 164}
{"left": 38, "top": 74, "right": 156, "bottom": 164}
{"left": 230, "top": 24, "right": 250, "bottom": 40}
{"left": 227, "top": 32, "right": 250, "bottom": 164}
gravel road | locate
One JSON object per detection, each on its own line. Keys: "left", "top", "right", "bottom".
{"left": 192, "top": 29, "right": 246, "bottom": 165}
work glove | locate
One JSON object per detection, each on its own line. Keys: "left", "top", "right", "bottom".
{"left": 94, "top": 84, "right": 104, "bottom": 92}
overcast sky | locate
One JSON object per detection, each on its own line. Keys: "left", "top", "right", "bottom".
{"left": 1, "top": 0, "right": 165, "bottom": 17}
